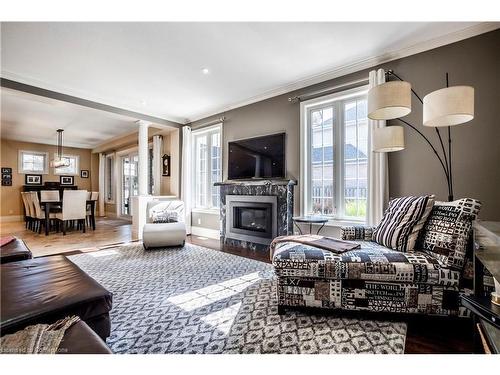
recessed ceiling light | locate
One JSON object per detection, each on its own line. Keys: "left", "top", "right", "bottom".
{"left": 202, "top": 68, "right": 210, "bottom": 75}
{"left": 140, "top": 100, "right": 147, "bottom": 106}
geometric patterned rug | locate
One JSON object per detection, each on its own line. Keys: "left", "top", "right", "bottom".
{"left": 68, "top": 243, "right": 407, "bottom": 354}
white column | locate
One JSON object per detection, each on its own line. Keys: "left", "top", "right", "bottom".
{"left": 137, "top": 120, "right": 150, "bottom": 196}
{"left": 98, "top": 153, "right": 105, "bottom": 216}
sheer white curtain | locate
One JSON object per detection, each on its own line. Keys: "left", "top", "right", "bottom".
{"left": 98, "top": 152, "right": 105, "bottom": 217}
{"left": 152, "top": 135, "right": 163, "bottom": 195}
{"left": 181, "top": 126, "right": 192, "bottom": 234}
{"left": 367, "top": 69, "right": 389, "bottom": 225}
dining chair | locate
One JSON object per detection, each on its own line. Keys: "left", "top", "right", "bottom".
{"left": 21, "top": 192, "right": 32, "bottom": 229}
{"left": 25, "top": 192, "right": 37, "bottom": 231}
{"left": 55, "top": 190, "right": 88, "bottom": 235}
{"left": 40, "top": 190, "right": 62, "bottom": 216}
{"left": 30, "top": 191, "right": 56, "bottom": 233}
{"left": 86, "top": 192, "right": 99, "bottom": 229}
{"left": 40, "top": 190, "right": 60, "bottom": 202}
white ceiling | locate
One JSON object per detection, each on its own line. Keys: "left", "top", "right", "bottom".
{"left": 1, "top": 22, "right": 496, "bottom": 126}
{"left": 0, "top": 87, "right": 142, "bottom": 148}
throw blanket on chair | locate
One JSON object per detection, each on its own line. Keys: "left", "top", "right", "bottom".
{"left": 0, "top": 316, "right": 80, "bottom": 354}
{"left": 270, "top": 235, "right": 360, "bottom": 258}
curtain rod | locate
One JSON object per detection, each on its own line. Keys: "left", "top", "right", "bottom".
{"left": 288, "top": 77, "right": 369, "bottom": 103}
{"left": 186, "top": 116, "right": 225, "bottom": 129}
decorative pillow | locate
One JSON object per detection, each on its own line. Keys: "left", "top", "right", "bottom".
{"left": 373, "top": 195, "right": 435, "bottom": 252}
{"left": 420, "top": 198, "right": 481, "bottom": 270}
{"left": 152, "top": 210, "right": 179, "bottom": 224}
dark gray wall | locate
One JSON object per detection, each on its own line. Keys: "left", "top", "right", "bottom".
{"left": 192, "top": 29, "right": 500, "bottom": 226}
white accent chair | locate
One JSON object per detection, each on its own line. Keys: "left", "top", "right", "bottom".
{"left": 55, "top": 190, "right": 88, "bottom": 235}
{"left": 142, "top": 200, "right": 186, "bottom": 250}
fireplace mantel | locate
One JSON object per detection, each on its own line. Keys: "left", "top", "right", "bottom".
{"left": 215, "top": 179, "right": 296, "bottom": 187}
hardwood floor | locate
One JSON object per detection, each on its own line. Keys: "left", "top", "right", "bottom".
{"left": 0, "top": 217, "right": 135, "bottom": 257}
{"left": 188, "top": 234, "right": 475, "bottom": 354}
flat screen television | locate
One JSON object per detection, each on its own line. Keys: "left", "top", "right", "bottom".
{"left": 228, "top": 132, "right": 286, "bottom": 180}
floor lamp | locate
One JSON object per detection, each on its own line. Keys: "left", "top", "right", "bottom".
{"left": 368, "top": 70, "right": 474, "bottom": 201}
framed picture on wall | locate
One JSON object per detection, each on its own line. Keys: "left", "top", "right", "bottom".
{"left": 162, "top": 154, "right": 171, "bottom": 176}
{"left": 2, "top": 174, "right": 12, "bottom": 186}
{"left": 80, "top": 170, "right": 89, "bottom": 178}
{"left": 25, "top": 174, "right": 42, "bottom": 185}
{"left": 2, "top": 167, "right": 12, "bottom": 174}
{"left": 60, "top": 175, "right": 74, "bottom": 185}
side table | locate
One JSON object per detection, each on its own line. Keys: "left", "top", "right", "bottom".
{"left": 292, "top": 216, "right": 329, "bottom": 235}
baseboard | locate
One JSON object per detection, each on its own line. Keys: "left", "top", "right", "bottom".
{"left": 0, "top": 215, "right": 24, "bottom": 223}
{"left": 191, "top": 226, "right": 220, "bottom": 240}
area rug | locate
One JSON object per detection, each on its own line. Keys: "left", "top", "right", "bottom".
{"left": 68, "top": 243, "right": 407, "bottom": 354}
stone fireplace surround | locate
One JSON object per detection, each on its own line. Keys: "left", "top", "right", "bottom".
{"left": 215, "top": 179, "right": 296, "bottom": 251}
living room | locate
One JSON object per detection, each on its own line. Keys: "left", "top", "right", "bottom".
{"left": 1, "top": 1, "right": 499, "bottom": 373}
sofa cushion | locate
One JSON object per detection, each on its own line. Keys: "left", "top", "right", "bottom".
{"left": 373, "top": 195, "right": 434, "bottom": 252}
{"left": 272, "top": 240, "right": 460, "bottom": 287}
{"left": 420, "top": 198, "right": 481, "bottom": 270}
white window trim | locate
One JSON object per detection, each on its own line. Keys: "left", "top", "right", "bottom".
{"left": 191, "top": 123, "right": 222, "bottom": 212}
{"left": 52, "top": 153, "right": 80, "bottom": 175}
{"left": 18, "top": 150, "right": 49, "bottom": 174}
{"left": 300, "top": 85, "right": 369, "bottom": 224}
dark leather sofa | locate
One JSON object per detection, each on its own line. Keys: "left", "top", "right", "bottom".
{"left": 58, "top": 320, "right": 112, "bottom": 354}
{"left": 0, "top": 238, "right": 33, "bottom": 264}
{"left": 1, "top": 255, "right": 113, "bottom": 341}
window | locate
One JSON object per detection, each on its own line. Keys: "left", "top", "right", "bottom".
{"left": 192, "top": 124, "right": 222, "bottom": 210}
{"left": 301, "top": 86, "right": 369, "bottom": 222}
{"left": 53, "top": 154, "right": 80, "bottom": 175}
{"left": 105, "top": 154, "right": 115, "bottom": 203}
{"left": 18, "top": 150, "right": 49, "bottom": 174}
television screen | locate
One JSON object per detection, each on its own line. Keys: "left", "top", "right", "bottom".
{"left": 228, "top": 133, "right": 285, "bottom": 180}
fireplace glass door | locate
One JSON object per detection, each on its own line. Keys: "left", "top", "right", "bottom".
{"left": 231, "top": 203, "right": 272, "bottom": 239}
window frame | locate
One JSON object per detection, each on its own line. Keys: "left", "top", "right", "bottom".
{"left": 18, "top": 150, "right": 49, "bottom": 174}
{"left": 52, "top": 153, "right": 80, "bottom": 175}
{"left": 300, "top": 85, "right": 369, "bottom": 224}
{"left": 191, "top": 123, "right": 222, "bottom": 212}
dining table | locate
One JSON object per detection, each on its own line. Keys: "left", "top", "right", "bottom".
{"left": 41, "top": 199, "right": 97, "bottom": 235}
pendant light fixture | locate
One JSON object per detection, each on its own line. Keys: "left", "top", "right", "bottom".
{"left": 50, "top": 129, "right": 70, "bottom": 168}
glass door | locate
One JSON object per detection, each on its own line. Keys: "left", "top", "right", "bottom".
{"left": 121, "top": 153, "right": 139, "bottom": 217}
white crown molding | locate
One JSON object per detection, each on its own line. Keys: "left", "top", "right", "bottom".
{"left": 186, "top": 22, "right": 499, "bottom": 123}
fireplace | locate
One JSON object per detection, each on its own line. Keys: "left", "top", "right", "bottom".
{"left": 226, "top": 195, "right": 277, "bottom": 245}
{"left": 215, "top": 179, "right": 296, "bottom": 250}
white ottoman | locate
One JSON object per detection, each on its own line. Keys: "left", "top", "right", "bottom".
{"left": 142, "top": 222, "right": 186, "bottom": 249}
